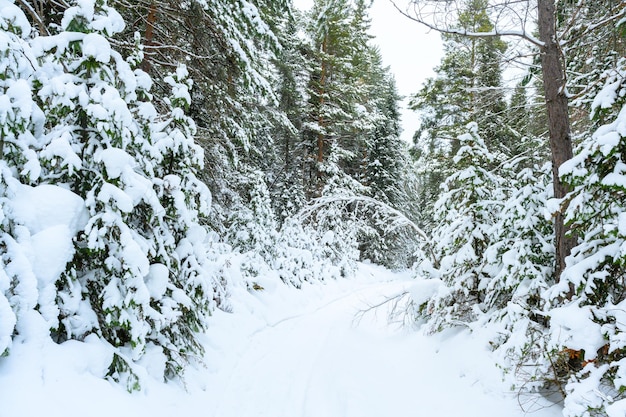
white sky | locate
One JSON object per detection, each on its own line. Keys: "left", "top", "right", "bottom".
{"left": 293, "top": 0, "right": 443, "bottom": 144}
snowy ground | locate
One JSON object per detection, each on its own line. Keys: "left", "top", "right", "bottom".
{"left": 0, "top": 263, "right": 562, "bottom": 417}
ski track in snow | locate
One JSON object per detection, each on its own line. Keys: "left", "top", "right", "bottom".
{"left": 0, "top": 264, "right": 563, "bottom": 417}
{"left": 205, "top": 265, "right": 562, "bottom": 417}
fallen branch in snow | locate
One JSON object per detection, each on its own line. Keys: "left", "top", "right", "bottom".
{"left": 353, "top": 290, "right": 416, "bottom": 329}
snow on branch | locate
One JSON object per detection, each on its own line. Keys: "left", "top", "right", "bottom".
{"left": 560, "top": 3, "right": 626, "bottom": 46}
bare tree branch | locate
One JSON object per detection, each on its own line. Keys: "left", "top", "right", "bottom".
{"left": 388, "top": 0, "right": 544, "bottom": 47}
{"left": 15, "top": 0, "right": 49, "bottom": 35}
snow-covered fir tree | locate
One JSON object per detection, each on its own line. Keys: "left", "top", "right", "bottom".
{"left": 0, "top": 0, "right": 227, "bottom": 389}
{"left": 544, "top": 57, "right": 626, "bottom": 416}
{"left": 0, "top": 0, "right": 48, "bottom": 357}
{"left": 417, "top": 123, "right": 506, "bottom": 330}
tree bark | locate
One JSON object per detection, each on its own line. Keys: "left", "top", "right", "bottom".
{"left": 537, "top": 0, "right": 576, "bottom": 283}
{"left": 315, "top": 35, "right": 329, "bottom": 196}
{"left": 141, "top": 2, "right": 158, "bottom": 73}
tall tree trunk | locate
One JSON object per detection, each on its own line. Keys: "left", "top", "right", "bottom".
{"left": 141, "top": 2, "right": 158, "bottom": 73}
{"left": 537, "top": 0, "right": 576, "bottom": 283}
{"left": 316, "top": 35, "right": 329, "bottom": 196}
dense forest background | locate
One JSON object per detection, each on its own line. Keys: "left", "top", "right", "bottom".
{"left": 2, "top": 0, "right": 626, "bottom": 415}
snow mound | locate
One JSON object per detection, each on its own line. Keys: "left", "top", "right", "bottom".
{"left": 9, "top": 183, "right": 88, "bottom": 235}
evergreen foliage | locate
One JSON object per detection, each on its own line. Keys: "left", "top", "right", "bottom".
{"left": 50, "top": 3, "right": 219, "bottom": 387}
{"left": 544, "top": 58, "right": 626, "bottom": 415}
{"left": 0, "top": 0, "right": 230, "bottom": 390}
{"left": 406, "top": 3, "right": 626, "bottom": 416}
{"left": 0, "top": 0, "right": 44, "bottom": 357}
{"left": 410, "top": 0, "right": 511, "bottom": 227}
{"left": 416, "top": 123, "right": 506, "bottom": 329}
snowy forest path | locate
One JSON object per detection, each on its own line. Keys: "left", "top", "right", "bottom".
{"left": 205, "top": 264, "right": 560, "bottom": 417}
{"left": 0, "top": 264, "right": 562, "bottom": 417}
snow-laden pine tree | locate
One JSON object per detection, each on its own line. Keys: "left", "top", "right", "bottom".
{"left": 148, "top": 65, "right": 227, "bottom": 374}
{"left": 358, "top": 53, "right": 419, "bottom": 268}
{"left": 0, "top": 0, "right": 91, "bottom": 365}
{"left": 108, "top": 0, "right": 285, "bottom": 237}
{"left": 418, "top": 123, "right": 505, "bottom": 330}
{"left": 4, "top": 0, "right": 221, "bottom": 389}
{"left": 483, "top": 159, "right": 554, "bottom": 314}
{"left": 0, "top": 0, "right": 46, "bottom": 356}
{"left": 542, "top": 57, "right": 626, "bottom": 416}
{"left": 303, "top": 0, "right": 375, "bottom": 197}
{"left": 410, "top": 1, "right": 509, "bottom": 228}
{"left": 482, "top": 160, "right": 556, "bottom": 391}
{"left": 266, "top": 6, "right": 310, "bottom": 224}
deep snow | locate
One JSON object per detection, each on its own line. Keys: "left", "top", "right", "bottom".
{"left": 0, "top": 263, "right": 562, "bottom": 417}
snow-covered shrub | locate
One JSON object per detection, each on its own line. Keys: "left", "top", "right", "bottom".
{"left": 275, "top": 218, "right": 331, "bottom": 287}
{"left": 544, "top": 59, "right": 626, "bottom": 416}
{"left": 311, "top": 202, "right": 360, "bottom": 278}
{"left": 225, "top": 168, "right": 279, "bottom": 285}
{"left": 419, "top": 123, "right": 505, "bottom": 330}
{"left": 271, "top": 170, "right": 307, "bottom": 224}
{"left": 0, "top": 0, "right": 46, "bottom": 357}
{"left": 0, "top": 0, "right": 224, "bottom": 389}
